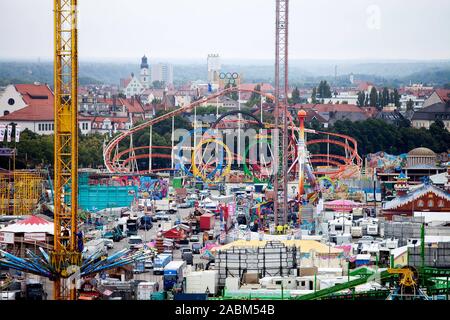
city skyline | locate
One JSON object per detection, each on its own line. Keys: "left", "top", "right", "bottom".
{"left": 1, "top": 0, "right": 450, "bottom": 61}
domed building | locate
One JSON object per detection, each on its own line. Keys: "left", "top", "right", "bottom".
{"left": 407, "top": 147, "right": 436, "bottom": 167}
{"left": 404, "top": 147, "right": 446, "bottom": 184}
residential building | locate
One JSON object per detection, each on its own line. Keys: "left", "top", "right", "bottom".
{"left": 78, "top": 116, "right": 135, "bottom": 135}
{"left": 374, "top": 109, "right": 407, "bottom": 126}
{"left": 411, "top": 102, "right": 450, "bottom": 130}
{"left": 292, "top": 103, "right": 370, "bottom": 125}
{"left": 399, "top": 94, "right": 425, "bottom": 110}
{"left": 207, "top": 54, "right": 221, "bottom": 84}
{"left": 0, "top": 83, "right": 54, "bottom": 135}
{"left": 123, "top": 73, "right": 145, "bottom": 98}
{"left": 151, "top": 63, "right": 173, "bottom": 85}
{"left": 422, "top": 89, "right": 450, "bottom": 108}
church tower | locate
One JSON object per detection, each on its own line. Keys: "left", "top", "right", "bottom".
{"left": 140, "top": 55, "right": 150, "bottom": 89}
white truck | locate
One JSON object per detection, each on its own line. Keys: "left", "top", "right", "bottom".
{"left": 153, "top": 199, "right": 177, "bottom": 214}
{"left": 82, "top": 239, "right": 108, "bottom": 259}
{"left": 351, "top": 226, "right": 363, "bottom": 238}
{"left": 366, "top": 223, "right": 379, "bottom": 236}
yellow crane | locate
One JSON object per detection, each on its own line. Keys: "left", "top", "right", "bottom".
{"left": 51, "top": 0, "right": 81, "bottom": 300}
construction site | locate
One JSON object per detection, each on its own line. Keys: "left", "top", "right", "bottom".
{"left": 0, "top": 0, "right": 449, "bottom": 302}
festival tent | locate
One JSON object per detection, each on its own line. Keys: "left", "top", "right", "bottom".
{"left": 0, "top": 215, "right": 54, "bottom": 235}
{"left": 0, "top": 216, "right": 54, "bottom": 257}
{"left": 214, "top": 239, "right": 343, "bottom": 255}
{"left": 162, "top": 227, "right": 185, "bottom": 240}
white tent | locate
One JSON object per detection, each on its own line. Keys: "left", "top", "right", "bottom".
{"left": 0, "top": 215, "right": 54, "bottom": 235}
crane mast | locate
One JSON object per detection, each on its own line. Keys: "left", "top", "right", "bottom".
{"left": 274, "top": 0, "right": 289, "bottom": 225}
{"left": 51, "top": 0, "right": 80, "bottom": 300}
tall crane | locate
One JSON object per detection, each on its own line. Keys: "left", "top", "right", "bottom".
{"left": 51, "top": 0, "right": 81, "bottom": 300}
{"left": 273, "top": 0, "right": 289, "bottom": 225}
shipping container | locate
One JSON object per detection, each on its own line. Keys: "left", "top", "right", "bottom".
{"left": 200, "top": 213, "right": 215, "bottom": 231}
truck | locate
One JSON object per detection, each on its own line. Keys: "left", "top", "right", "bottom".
{"left": 163, "top": 260, "right": 186, "bottom": 291}
{"left": 366, "top": 223, "right": 379, "bottom": 236}
{"left": 136, "top": 282, "right": 159, "bottom": 300}
{"left": 128, "top": 235, "right": 143, "bottom": 250}
{"left": 351, "top": 226, "right": 363, "bottom": 238}
{"left": 126, "top": 217, "right": 139, "bottom": 236}
{"left": 82, "top": 239, "right": 108, "bottom": 259}
{"left": 102, "top": 226, "right": 125, "bottom": 242}
{"left": 153, "top": 199, "right": 177, "bottom": 214}
{"left": 181, "top": 247, "right": 193, "bottom": 265}
{"left": 153, "top": 253, "right": 173, "bottom": 275}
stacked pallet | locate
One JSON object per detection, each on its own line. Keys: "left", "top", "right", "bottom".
{"left": 408, "top": 242, "right": 450, "bottom": 268}
{"left": 155, "top": 236, "right": 164, "bottom": 254}
{"left": 383, "top": 221, "right": 422, "bottom": 246}
{"left": 215, "top": 241, "right": 300, "bottom": 287}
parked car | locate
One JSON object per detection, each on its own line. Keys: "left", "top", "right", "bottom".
{"left": 144, "top": 259, "right": 154, "bottom": 269}
{"left": 189, "top": 235, "right": 199, "bottom": 242}
{"left": 239, "top": 224, "right": 248, "bottom": 231}
{"left": 156, "top": 213, "right": 170, "bottom": 221}
{"left": 192, "top": 243, "right": 202, "bottom": 254}
{"left": 177, "top": 202, "right": 191, "bottom": 209}
{"left": 103, "top": 239, "right": 114, "bottom": 249}
{"left": 152, "top": 213, "right": 169, "bottom": 222}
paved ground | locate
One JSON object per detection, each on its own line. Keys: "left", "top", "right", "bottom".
{"left": 97, "top": 206, "right": 216, "bottom": 295}
{"left": 37, "top": 202, "right": 226, "bottom": 299}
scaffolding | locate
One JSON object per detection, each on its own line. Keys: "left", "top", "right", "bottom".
{"left": 13, "top": 171, "right": 43, "bottom": 215}
{"left": 0, "top": 171, "right": 42, "bottom": 215}
{"left": 0, "top": 174, "right": 11, "bottom": 214}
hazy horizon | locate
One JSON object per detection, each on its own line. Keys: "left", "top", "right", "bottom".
{"left": 1, "top": 0, "right": 450, "bottom": 61}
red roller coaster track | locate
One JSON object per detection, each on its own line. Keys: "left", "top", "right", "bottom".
{"left": 103, "top": 87, "right": 362, "bottom": 178}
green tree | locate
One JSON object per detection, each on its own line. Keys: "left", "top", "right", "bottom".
{"left": 291, "top": 87, "right": 302, "bottom": 104}
{"left": 357, "top": 91, "right": 365, "bottom": 107}
{"left": 393, "top": 89, "right": 401, "bottom": 108}
{"left": 246, "top": 84, "right": 261, "bottom": 107}
{"left": 381, "top": 87, "right": 389, "bottom": 107}
{"left": 225, "top": 83, "right": 238, "bottom": 101}
{"left": 317, "top": 80, "right": 332, "bottom": 99}
{"left": 406, "top": 99, "right": 415, "bottom": 111}
{"left": 369, "top": 87, "right": 378, "bottom": 108}
{"left": 152, "top": 80, "right": 165, "bottom": 89}
{"left": 311, "top": 87, "right": 317, "bottom": 103}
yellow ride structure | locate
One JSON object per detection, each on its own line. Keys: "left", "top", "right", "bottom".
{"left": 51, "top": 0, "right": 80, "bottom": 300}
{"left": 387, "top": 266, "right": 419, "bottom": 296}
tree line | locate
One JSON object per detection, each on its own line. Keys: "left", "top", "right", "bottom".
{"left": 2, "top": 111, "right": 448, "bottom": 172}
{"left": 306, "top": 118, "right": 449, "bottom": 157}
{"left": 356, "top": 87, "right": 401, "bottom": 110}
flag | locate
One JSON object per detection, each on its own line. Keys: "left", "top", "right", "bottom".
{"left": 6, "top": 125, "right": 12, "bottom": 142}
{"left": 15, "top": 125, "right": 21, "bottom": 142}
{"left": 0, "top": 124, "right": 5, "bottom": 142}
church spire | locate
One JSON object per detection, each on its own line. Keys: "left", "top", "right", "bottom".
{"left": 141, "top": 55, "right": 149, "bottom": 69}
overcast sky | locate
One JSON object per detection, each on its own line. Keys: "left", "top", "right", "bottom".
{"left": 1, "top": 0, "right": 449, "bottom": 62}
